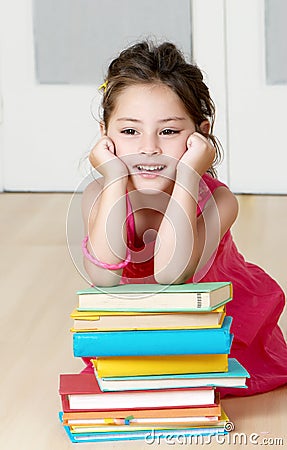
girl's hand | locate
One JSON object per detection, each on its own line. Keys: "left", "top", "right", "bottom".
{"left": 89, "top": 136, "right": 128, "bottom": 182}
{"left": 178, "top": 132, "right": 216, "bottom": 177}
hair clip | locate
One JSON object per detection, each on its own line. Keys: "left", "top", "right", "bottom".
{"left": 98, "top": 80, "right": 108, "bottom": 93}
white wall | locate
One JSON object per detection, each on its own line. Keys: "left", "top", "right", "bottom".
{"left": 1, "top": 0, "right": 286, "bottom": 193}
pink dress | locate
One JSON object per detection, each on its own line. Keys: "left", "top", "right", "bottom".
{"left": 120, "top": 173, "right": 287, "bottom": 397}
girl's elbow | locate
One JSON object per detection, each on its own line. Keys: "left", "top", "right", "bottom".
{"left": 154, "top": 265, "right": 197, "bottom": 285}
{"left": 154, "top": 253, "right": 199, "bottom": 285}
{"left": 154, "top": 272, "right": 192, "bottom": 285}
{"left": 83, "top": 258, "right": 122, "bottom": 287}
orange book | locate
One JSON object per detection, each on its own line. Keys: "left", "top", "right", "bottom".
{"left": 70, "top": 306, "right": 226, "bottom": 331}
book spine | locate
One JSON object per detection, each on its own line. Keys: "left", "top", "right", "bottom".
{"left": 196, "top": 293, "right": 203, "bottom": 309}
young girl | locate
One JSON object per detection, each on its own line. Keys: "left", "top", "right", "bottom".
{"left": 81, "top": 40, "right": 287, "bottom": 397}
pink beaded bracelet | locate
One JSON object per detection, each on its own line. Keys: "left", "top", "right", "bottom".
{"left": 81, "top": 235, "right": 131, "bottom": 270}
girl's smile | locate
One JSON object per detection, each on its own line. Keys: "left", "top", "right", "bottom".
{"left": 133, "top": 163, "right": 166, "bottom": 177}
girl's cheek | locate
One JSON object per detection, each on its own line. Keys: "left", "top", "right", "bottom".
{"left": 169, "top": 146, "right": 187, "bottom": 160}
{"left": 114, "top": 140, "right": 134, "bottom": 157}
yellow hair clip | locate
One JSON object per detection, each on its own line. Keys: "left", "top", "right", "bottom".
{"left": 98, "top": 80, "right": 108, "bottom": 93}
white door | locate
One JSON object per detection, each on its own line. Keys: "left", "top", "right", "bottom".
{"left": 225, "top": 0, "right": 287, "bottom": 194}
{"left": 0, "top": 0, "right": 193, "bottom": 192}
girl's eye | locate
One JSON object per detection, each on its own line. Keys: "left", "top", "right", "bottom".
{"left": 121, "top": 129, "right": 137, "bottom": 135}
{"left": 161, "top": 129, "right": 180, "bottom": 135}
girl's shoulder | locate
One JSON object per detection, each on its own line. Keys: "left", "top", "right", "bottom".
{"left": 198, "top": 173, "right": 229, "bottom": 209}
{"left": 200, "top": 173, "right": 228, "bottom": 195}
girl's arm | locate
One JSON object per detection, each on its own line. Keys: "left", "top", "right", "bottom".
{"left": 195, "top": 185, "right": 238, "bottom": 275}
{"left": 82, "top": 137, "right": 129, "bottom": 286}
{"left": 154, "top": 134, "right": 238, "bottom": 284}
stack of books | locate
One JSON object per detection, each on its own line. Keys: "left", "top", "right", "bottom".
{"left": 58, "top": 282, "right": 249, "bottom": 443}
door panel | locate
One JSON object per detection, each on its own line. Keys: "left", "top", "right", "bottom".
{"left": 226, "top": 0, "right": 287, "bottom": 193}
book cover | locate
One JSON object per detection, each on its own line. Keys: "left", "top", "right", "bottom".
{"left": 95, "top": 358, "right": 250, "bottom": 391}
{"left": 93, "top": 354, "right": 228, "bottom": 377}
{"left": 71, "top": 306, "right": 226, "bottom": 331}
{"left": 59, "top": 373, "right": 215, "bottom": 410}
{"left": 73, "top": 316, "right": 233, "bottom": 357}
{"left": 77, "top": 282, "right": 232, "bottom": 311}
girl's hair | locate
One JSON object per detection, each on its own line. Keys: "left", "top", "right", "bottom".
{"left": 100, "top": 40, "right": 222, "bottom": 177}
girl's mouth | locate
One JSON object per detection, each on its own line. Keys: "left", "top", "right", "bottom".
{"left": 134, "top": 164, "right": 166, "bottom": 178}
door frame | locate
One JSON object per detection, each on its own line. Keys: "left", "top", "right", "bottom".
{"left": 192, "top": 0, "right": 229, "bottom": 185}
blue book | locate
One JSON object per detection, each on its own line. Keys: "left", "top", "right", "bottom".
{"left": 73, "top": 316, "right": 233, "bottom": 357}
{"left": 62, "top": 426, "right": 227, "bottom": 443}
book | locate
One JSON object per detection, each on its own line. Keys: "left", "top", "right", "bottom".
{"left": 59, "top": 410, "right": 228, "bottom": 443}
{"left": 77, "top": 282, "right": 232, "bottom": 312}
{"left": 62, "top": 393, "right": 221, "bottom": 419}
{"left": 70, "top": 306, "right": 226, "bottom": 331}
{"left": 92, "top": 354, "right": 229, "bottom": 377}
{"left": 73, "top": 316, "right": 233, "bottom": 357}
{"left": 59, "top": 373, "right": 216, "bottom": 410}
{"left": 61, "top": 423, "right": 227, "bottom": 443}
{"left": 94, "top": 358, "right": 250, "bottom": 391}
{"left": 68, "top": 409, "right": 227, "bottom": 430}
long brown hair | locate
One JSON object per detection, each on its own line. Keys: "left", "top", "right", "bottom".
{"left": 99, "top": 40, "right": 223, "bottom": 177}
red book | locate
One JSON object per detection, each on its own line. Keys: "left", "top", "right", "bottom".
{"left": 61, "top": 392, "right": 221, "bottom": 419}
{"left": 59, "top": 373, "right": 215, "bottom": 411}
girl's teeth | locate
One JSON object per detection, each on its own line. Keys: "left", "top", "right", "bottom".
{"left": 137, "top": 165, "right": 164, "bottom": 171}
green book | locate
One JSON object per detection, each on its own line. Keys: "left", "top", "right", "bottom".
{"left": 95, "top": 358, "right": 250, "bottom": 391}
{"left": 77, "top": 282, "right": 232, "bottom": 312}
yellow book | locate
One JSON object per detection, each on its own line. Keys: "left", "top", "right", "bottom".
{"left": 92, "top": 354, "right": 228, "bottom": 377}
{"left": 70, "top": 306, "right": 226, "bottom": 331}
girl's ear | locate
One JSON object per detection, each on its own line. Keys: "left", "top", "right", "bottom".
{"left": 199, "top": 120, "right": 210, "bottom": 135}
{"left": 100, "top": 121, "right": 106, "bottom": 136}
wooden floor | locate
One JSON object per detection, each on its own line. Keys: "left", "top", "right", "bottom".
{"left": 0, "top": 192, "right": 286, "bottom": 449}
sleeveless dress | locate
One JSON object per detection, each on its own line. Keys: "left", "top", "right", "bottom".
{"left": 120, "top": 173, "right": 287, "bottom": 397}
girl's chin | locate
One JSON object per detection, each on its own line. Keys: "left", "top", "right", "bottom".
{"left": 127, "top": 174, "right": 175, "bottom": 195}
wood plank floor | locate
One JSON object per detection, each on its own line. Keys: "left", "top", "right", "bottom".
{"left": 0, "top": 192, "right": 286, "bottom": 449}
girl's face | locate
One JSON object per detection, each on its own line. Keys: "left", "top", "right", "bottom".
{"left": 105, "top": 83, "right": 197, "bottom": 193}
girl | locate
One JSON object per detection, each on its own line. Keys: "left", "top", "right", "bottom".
{"left": 81, "top": 40, "right": 287, "bottom": 397}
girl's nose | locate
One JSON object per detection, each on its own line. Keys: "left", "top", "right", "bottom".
{"left": 139, "top": 135, "right": 162, "bottom": 155}
{"left": 140, "top": 149, "right": 160, "bottom": 156}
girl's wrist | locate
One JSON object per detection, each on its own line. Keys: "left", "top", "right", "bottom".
{"left": 175, "top": 162, "right": 200, "bottom": 197}
{"left": 103, "top": 171, "right": 128, "bottom": 188}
